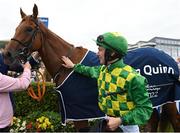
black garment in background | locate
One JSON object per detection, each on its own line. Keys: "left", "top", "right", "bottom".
{"left": 0, "top": 126, "right": 10, "bottom": 132}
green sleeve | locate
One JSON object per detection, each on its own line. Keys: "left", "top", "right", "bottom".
{"left": 122, "top": 76, "right": 153, "bottom": 125}
{"left": 73, "top": 64, "right": 101, "bottom": 79}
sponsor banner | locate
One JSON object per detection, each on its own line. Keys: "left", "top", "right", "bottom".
{"left": 124, "top": 47, "right": 180, "bottom": 107}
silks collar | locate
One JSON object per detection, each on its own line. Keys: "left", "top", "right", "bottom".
{"left": 107, "top": 59, "right": 126, "bottom": 71}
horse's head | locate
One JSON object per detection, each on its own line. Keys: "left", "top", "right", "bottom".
{"left": 3, "top": 4, "right": 43, "bottom": 65}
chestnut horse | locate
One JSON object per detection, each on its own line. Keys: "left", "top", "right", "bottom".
{"left": 3, "top": 4, "right": 180, "bottom": 132}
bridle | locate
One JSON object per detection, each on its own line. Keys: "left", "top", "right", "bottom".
{"left": 9, "top": 16, "right": 47, "bottom": 101}
{"left": 9, "top": 16, "right": 75, "bottom": 86}
{"left": 10, "top": 16, "right": 42, "bottom": 63}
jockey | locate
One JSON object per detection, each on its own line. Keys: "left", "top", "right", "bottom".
{"left": 62, "top": 32, "right": 153, "bottom": 132}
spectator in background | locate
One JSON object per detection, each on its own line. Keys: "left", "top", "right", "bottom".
{"left": 176, "top": 57, "right": 180, "bottom": 67}
{"left": 176, "top": 57, "right": 180, "bottom": 81}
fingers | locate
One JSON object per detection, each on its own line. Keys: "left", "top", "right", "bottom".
{"left": 61, "top": 56, "right": 68, "bottom": 65}
{"left": 23, "top": 61, "right": 32, "bottom": 69}
{"left": 61, "top": 56, "right": 75, "bottom": 68}
{"left": 61, "top": 56, "right": 68, "bottom": 61}
{"left": 105, "top": 117, "right": 121, "bottom": 131}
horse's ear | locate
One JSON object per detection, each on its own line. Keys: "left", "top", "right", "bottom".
{"left": 20, "top": 8, "right": 26, "bottom": 18}
{"left": 33, "top": 4, "right": 38, "bottom": 19}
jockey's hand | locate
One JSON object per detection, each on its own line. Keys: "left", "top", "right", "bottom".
{"left": 61, "top": 56, "right": 75, "bottom": 68}
{"left": 106, "top": 116, "right": 122, "bottom": 131}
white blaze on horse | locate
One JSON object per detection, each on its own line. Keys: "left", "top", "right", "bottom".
{"left": 3, "top": 4, "right": 180, "bottom": 132}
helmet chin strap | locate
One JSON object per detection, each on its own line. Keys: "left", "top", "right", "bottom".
{"left": 106, "top": 58, "right": 120, "bottom": 66}
{"left": 104, "top": 49, "right": 122, "bottom": 65}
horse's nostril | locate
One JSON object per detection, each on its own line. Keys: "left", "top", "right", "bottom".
{"left": 7, "top": 51, "right": 12, "bottom": 57}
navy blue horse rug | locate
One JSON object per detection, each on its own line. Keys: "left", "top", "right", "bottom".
{"left": 56, "top": 51, "right": 105, "bottom": 124}
{"left": 124, "top": 47, "right": 180, "bottom": 107}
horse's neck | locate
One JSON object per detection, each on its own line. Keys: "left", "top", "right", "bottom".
{"left": 38, "top": 30, "right": 88, "bottom": 85}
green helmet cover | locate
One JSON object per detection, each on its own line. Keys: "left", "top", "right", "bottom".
{"left": 96, "top": 32, "right": 128, "bottom": 55}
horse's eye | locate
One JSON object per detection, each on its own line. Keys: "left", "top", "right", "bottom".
{"left": 26, "top": 27, "right": 33, "bottom": 32}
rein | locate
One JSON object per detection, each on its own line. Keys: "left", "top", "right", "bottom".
{"left": 27, "top": 69, "right": 46, "bottom": 101}
{"left": 11, "top": 18, "right": 46, "bottom": 101}
{"left": 10, "top": 17, "right": 46, "bottom": 101}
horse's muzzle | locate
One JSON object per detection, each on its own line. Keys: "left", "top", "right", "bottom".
{"left": 2, "top": 50, "right": 14, "bottom": 65}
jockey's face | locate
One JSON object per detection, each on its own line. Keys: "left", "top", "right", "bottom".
{"left": 97, "top": 46, "right": 105, "bottom": 65}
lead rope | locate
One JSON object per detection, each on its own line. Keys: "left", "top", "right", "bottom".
{"left": 27, "top": 69, "right": 46, "bottom": 101}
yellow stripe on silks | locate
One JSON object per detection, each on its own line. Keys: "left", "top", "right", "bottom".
{"left": 100, "top": 81, "right": 105, "bottom": 90}
{"left": 127, "top": 102, "right": 135, "bottom": 110}
{"left": 116, "top": 77, "right": 126, "bottom": 89}
{"left": 105, "top": 73, "right": 112, "bottom": 82}
{"left": 102, "top": 98, "right": 106, "bottom": 105}
{"left": 123, "top": 65, "right": 132, "bottom": 72}
{"left": 120, "top": 110, "right": 129, "bottom": 115}
{"left": 111, "top": 68, "right": 122, "bottom": 76}
{"left": 98, "top": 65, "right": 136, "bottom": 117}
{"left": 112, "top": 101, "right": 120, "bottom": 110}
{"left": 107, "top": 109, "right": 114, "bottom": 116}
{"left": 99, "top": 98, "right": 107, "bottom": 111}
{"left": 98, "top": 80, "right": 100, "bottom": 86}
{"left": 99, "top": 72, "right": 103, "bottom": 80}
{"left": 98, "top": 88, "right": 102, "bottom": 96}
{"left": 126, "top": 73, "right": 135, "bottom": 82}
{"left": 109, "top": 83, "right": 117, "bottom": 92}
{"left": 98, "top": 103, "right": 103, "bottom": 110}
{"left": 117, "top": 94, "right": 127, "bottom": 102}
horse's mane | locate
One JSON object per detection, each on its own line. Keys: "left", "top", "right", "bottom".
{"left": 38, "top": 21, "right": 88, "bottom": 85}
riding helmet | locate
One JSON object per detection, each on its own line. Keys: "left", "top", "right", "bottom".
{"left": 96, "top": 32, "right": 128, "bottom": 56}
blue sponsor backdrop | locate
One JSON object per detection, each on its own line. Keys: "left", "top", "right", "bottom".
{"left": 124, "top": 47, "right": 180, "bottom": 108}
{"left": 38, "top": 17, "right": 48, "bottom": 28}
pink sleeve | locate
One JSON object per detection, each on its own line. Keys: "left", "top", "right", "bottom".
{"left": 0, "top": 68, "right": 31, "bottom": 92}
